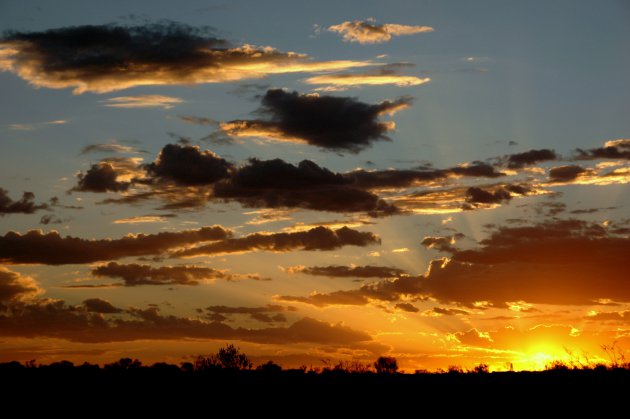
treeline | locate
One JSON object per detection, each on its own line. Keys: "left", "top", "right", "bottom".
{"left": 1, "top": 343, "right": 629, "bottom": 374}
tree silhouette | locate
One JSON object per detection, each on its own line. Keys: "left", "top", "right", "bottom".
{"left": 195, "top": 344, "right": 252, "bottom": 370}
{"left": 374, "top": 356, "right": 398, "bottom": 374}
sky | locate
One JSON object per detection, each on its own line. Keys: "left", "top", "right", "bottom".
{"left": 0, "top": 0, "right": 629, "bottom": 371}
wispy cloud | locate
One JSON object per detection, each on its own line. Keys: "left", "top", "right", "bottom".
{"left": 101, "top": 95, "right": 184, "bottom": 109}
{"left": 329, "top": 19, "right": 434, "bottom": 44}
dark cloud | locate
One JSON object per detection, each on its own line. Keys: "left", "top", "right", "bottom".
{"left": 575, "top": 139, "right": 630, "bottom": 160}
{"left": 39, "top": 215, "right": 64, "bottom": 225}
{"left": 0, "top": 297, "right": 373, "bottom": 346}
{"left": 80, "top": 141, "right": 145, "bottom": 155}
{"left": 290, "top": 265, "right": 407, "bottom": 278}
{"left": 173, "top": 226, "right": 380, "bottom": 258}
{"left": 431, "top": 307, "right": 469, "bottom": 316}
{"left": 465, "top": 187, "right": 512, "bottom": 205}
{"left": 549, "top": 165, "right": 587, "bottom": 182}
{"left": 146, "top": 143, "right": 233, "bottom": 186}
{"left": 206, "top": 304, "right": 294, "bottom": 314}
{"left": 421, "top": 233, "right": 464, "bottom": 253}
{"left": 91, "top": 262, "right": 229, "bottom": 286}
{"left": 0, "top": 267, "right": 42, "bottom": 302}
{"left": 0, "top": 188, "right": 48, "bottom": 215}
{"left": 206, "top": 304, "right": 293, "bottom": 323}
{"left": 221, "top": 89, "right": 411, "bottom": 153}
{"left": 503, "top": 149, "right": 558, "bottom": 168}
{"left": 280, "top": 219, "right": 630, "bottom": 307}
{"left": 395, "top": 303, "right": 418, "bottom": 312}
{"left": 71, "top": 163, "right": 131, "bottom": 193}
{"left": 586, "top": 310, "right": 630, "bottom": 323}
{"left": 214, "top": 158, "right": 398, "bottom": 216}
{"left": 0, "top": 23, "right": 370, "bottom": 93}
{"left": 344, "top": 162, "right": 504, "bottom": 189}
{"left": 0, "top": 226, "right": 230, "bottom": 265}
{"left": 82, "top": 298, "right": 122, "bottom": 313}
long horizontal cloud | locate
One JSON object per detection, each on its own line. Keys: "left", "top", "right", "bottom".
{"left": 173, "top": 226, "right": 380, "bottom": 258}
{"left": 305, "top": 69, "right": 430, "bottom": 90}
{"left": 575, "top": 139, "right": 630, "bottom": 160}
{"left": 72, "top": 142, "right": 521, "bottom": 216}
{"left": 279, "top": 219, "right": 630, "bottom": 307}
{"left": 205, "top": 304, "right": 296, "bottom": 323}
{"left": 288, "top": 265, "right": 407, "bottom": 278}
{"left": 0, "top": 226, "right": 230, "bottom": 265}
{"left": 101, "top": 95, "right": 183, "bottom": 109}
{"left": 500, "top": 149, "right": 558, "bottom": 169}
{"left": 92, "top": 262, "right": 234, "bottom": 286}
{"left": 0, "top": 188, "right": 49, "bottom": 215}
{"left": 0, "top": 23, "right": 372, "bottom": 94}
{"left": 329, "top": 20, "right": 434, "bottom": 44}
{"left": 0, "top": 298, "right": 373, "bottom": 346}
{"left": 220, "top": 89, "right": 411, "bottom": 153}
{"left": 213, "top": 158, "right": 398, "bottom": 216}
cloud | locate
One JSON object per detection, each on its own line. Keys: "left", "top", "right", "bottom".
{"left": 101, "top": 95, "right": 183, "bottom": 109}
{"left": 502, "top": 149, "right": 558, "bottom": 168}
{"left": 213, "top": 158, "right": 398, "bottom": 216}
{"left": 429, "top": 307, "right": 470, "bottom": 316}
{"left": 345, "top": 162, "right": 504, "bottom": 190}
{"left": 82, "top": 298, "right": 122, "bottom": 313}
{"left": 173, "top": 226, "right": 380, "bottom": 258}
{"left": 289, "top": 264, "right": 407, "bottom": 278}
{"left": 421, "top": 233, "right": 464, "bottom": 253}
{"left": 0, "top": 297, "right": 373, "bottom": 346}
{"left": 464, "top": 186, "right": 512, "bottom": 205}
{"left": 91, "top": 262, "right": 231, "bottom": 286}
{"left": 112, "top": 215, "right": 172, "bottom": 224}
{"left": 0, "top": 225, "right": 230, "bottom": 265}
{"left": 0, "top": 267, "right": 43, "bottom": 302}
{"left": 280, "top": 219, "right": 630, "bottom": 307}
{"left": 70, "top": 162, "right": 131, "bottom": 193}
{"left": 220, "top": 89, "right": 411, "bottom": 153}
{"left": 305, "top": 70, "right": 430, "bottom": 89}
{"left": 395, "top": 303, "right": 418, "bottom": 312}
{"left": 0, "top": 23, "right": 373, "bottom": 94}
{"left": 424, "top": 219, "right": 630, "bottom": 305}
{"left": 576, "top": 139, "right": 630, "bottom": 160}
{"left": 81, "top": 140, "right": 144, "bottom": 155}
{"left": 548, "top": 165, "right": 588, "bottom": 182}
{"left": 146, "top": 143, "right": 233, "bottom": 186}
{"left": 585, "top": 310, "right": 630, "bottom": 323}
{"left": 0, "top": 188, "right": 48, "bottom": 215}
{"left": 329, "top": 20, "right": 434, "bottom": 44}
{"left": 206, "top": 304, "right": 294, "bottom": 323}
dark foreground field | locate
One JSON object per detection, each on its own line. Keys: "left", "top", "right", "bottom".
{"left": 2, "top": 361, "right": 628, "bottom": 407}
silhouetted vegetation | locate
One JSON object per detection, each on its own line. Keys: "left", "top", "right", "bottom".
{"left": 1, "top": 344, "right": 627, "bottom": 401}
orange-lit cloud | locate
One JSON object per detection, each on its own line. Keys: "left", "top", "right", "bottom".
{"left": 306, "top": 73, "right": 430, "bottom": 89}
{"left": 329, "top": 20, "right": 434, "bottom": 44}
{"left": 173, "top": 226, "right": 380, "bottom": 258}
{"left": 101, "top": 95, "right": 183, "bottom": 109}
{"left": 0, "top": 226, "right": 230, "bottom": 265}
{"left": 0, "top": 266, "right": 43, "bottom": 302}
{"left": 0, "top": 23, "right": 373, "bottom": 94}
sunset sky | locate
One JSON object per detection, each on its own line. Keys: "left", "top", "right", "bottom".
{"left": 1, "top": 0, "right": 629, "bottom": 371}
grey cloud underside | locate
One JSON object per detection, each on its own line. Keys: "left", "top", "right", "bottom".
{"left": 0, "top": 188, "right": 49, "bottom": 215}
{"left": 223, "top": 89, "right": 412, "bottom": 153}
{"left": 280, "top": 219, "right": 630, "bottom": 307}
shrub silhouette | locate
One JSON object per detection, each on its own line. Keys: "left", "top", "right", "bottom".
{"left": 195, "top": 344, "right": 253, "bottom": 370}
{"left": 374, "top": 356, "right": 398, "bottom": 374}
